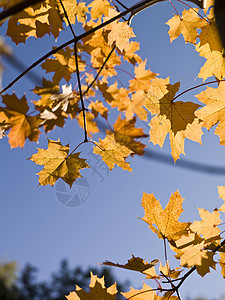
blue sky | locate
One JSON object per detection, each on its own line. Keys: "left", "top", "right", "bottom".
{"left": 1, "top": 0, "right": 225, "bottom": 298}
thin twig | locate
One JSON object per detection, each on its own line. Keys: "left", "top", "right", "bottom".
{"left": 74, "top": 42, "right": 88, "bottom": 142}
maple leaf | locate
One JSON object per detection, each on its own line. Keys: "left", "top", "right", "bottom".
{"left": 59, "top": 0, "right": 88, "bottom": 25}
{"left": 103, "top": 255, "right": 158, "bottom": 274}
{"left": 166, "top": 9, "right": 205, "bottom": 44}
{"left": 93, "top": 132, "right": 133, "bottom": 171}
{"left": 190, "top": 208, "right": 221, "bottom": 240}
{"left": 113, "top": 115, "right": 148, "bottom": 156}
{"left": 32, "top": 78, "right": 59, "bottom": 109}
{"left": 141, "top": 191, "right": 190, "bottom": 241}
{"left": 129, "top": 60, "right": 156, "bottom": 92}
{"left": 41, "top": 46, "right": 85, "bottom": 84}
{"left": 105, "top": 8, "right": 136, "bottom": 52}
{"left": 120, "top": 41, "right": 142, "bottom": 65}
{"left": 88, "top": 100, "right": 108, "bottom": 119}
{"left": 195, "top": 81, "right": 225, "bottom": 145}
{"left": 173, "top": 231, "right": 216, "bottom": 276}
{"left": 122, "top": 282, "right": 156, "bottom": 300}
{"left": 66, "top": 272, "right": 118, "bottom": 300}
{"left": 144, "top": 77, "right": 203, "bottom": 161}
{"left": 0, "top": 93, "right": 41, "bottom": 148}
{"left": 199, "top": 9, "right": 223, "bottom": 52}
{"left": 196, "top": 43, "right": 225, "bottom": 80}
{"left": 88, "top": 0, "right": 111, "bottom": 19}
{"left": 178, "top": 241, "right": 216, "bottom": 276}
{"left": 6, "top": 0, "right": 63, "bottom": 44}
{"left": 29, "top": 139, "right": 90, "bottom": 187}
{"left": 125, "top": 90, "right": 148, "bottom": 121}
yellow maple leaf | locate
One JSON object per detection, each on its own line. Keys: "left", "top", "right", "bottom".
{"left": 195, "top": 81, "right": 225, "bottom": 145}
{"left": 105, "top": 8, "right": 136, "bottom": 52}
{"left": 6, "top": 0, "right": 63, "bottom": 44}
{"left": 32, "top": 78, "right": 59, "bottom": 109}
{"left": 113, "top": 115, "right": 148, "bottom": 156}
{"left": 66, "top": 272, "right": 118, "bottom": 300}
{"left": 141, "top": 191, "right": 190, "bottom": 241}
{"left": 179, "top": 241, "right": 216, "bottom": 276}
{"left": 173, "top": 231, "right": 216, "bottom": 276}
{"left": 29, "top": 139, "right": 90, "bottom": 187}
{"left": 88, "top": 0, "right": 111, "bottom": 19}
{"left": 106, "top": 82, "right": 130, "bottom": 111}
{"left": 125, "top": 90, "right": 148, "bottom": 121}
{"left": 199, "top": 9, "right": 223, "bottom": 52}
{"left": 59, "top": 0, "right": 88, "bottom": 25}
{"left": 122, "top": 282, "right": 156, "bottom": 300}
{"left": 41, "top": 46, "right": 85, "bottom": 84}
{"left": 88, "top": 100, "right": 108, "bottom": 119}
{"left": 166, "top": 9, "right": 205, "bottom": 44}
{"left": 129, "top": 60, "right": 156, "bottom": 92}
{"left": 120, "top": 41, "right": 142, "bottom": 65}
{"left": 196, "top": 43, "right": 225, "bottom": 80}
{"left": 103, "top": 255, "right": 158, "bottom": 273}
{"left": 144, "top": 77, "right": 203, "bottom": 161}
{"left": 93, "top": 132, "right": 133, "bottom": 171}
{"left": 0, "top": 93, "right": 41, "bottom": 148}
{"left": 190, "top": 208, "right": 221, "bottom": 240}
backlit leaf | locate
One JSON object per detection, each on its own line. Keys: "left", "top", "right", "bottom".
{"left": 66, "top": 272, "right": 117, "bottom": 300}
{"left": 29, "top": 139, "right": 90, "bottom": 187}
{"left": 93, "top": 132, "right": 133, "bottom": 171}
{"left": 141, "top": 191, "right": 190, "bottom": 241}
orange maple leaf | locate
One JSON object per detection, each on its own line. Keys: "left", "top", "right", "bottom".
{"left": 0, "top": 93, "right": 41, "bottom": 148}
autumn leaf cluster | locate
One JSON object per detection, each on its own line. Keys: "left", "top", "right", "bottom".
{"left": 0, "top": 0, "right": 224, "bottom": 186}
{"left": 2, "top": 0, "right": 225, "bottom": 299}
{"left": 66, "top": 187, "right": 225, "bottom": 299}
